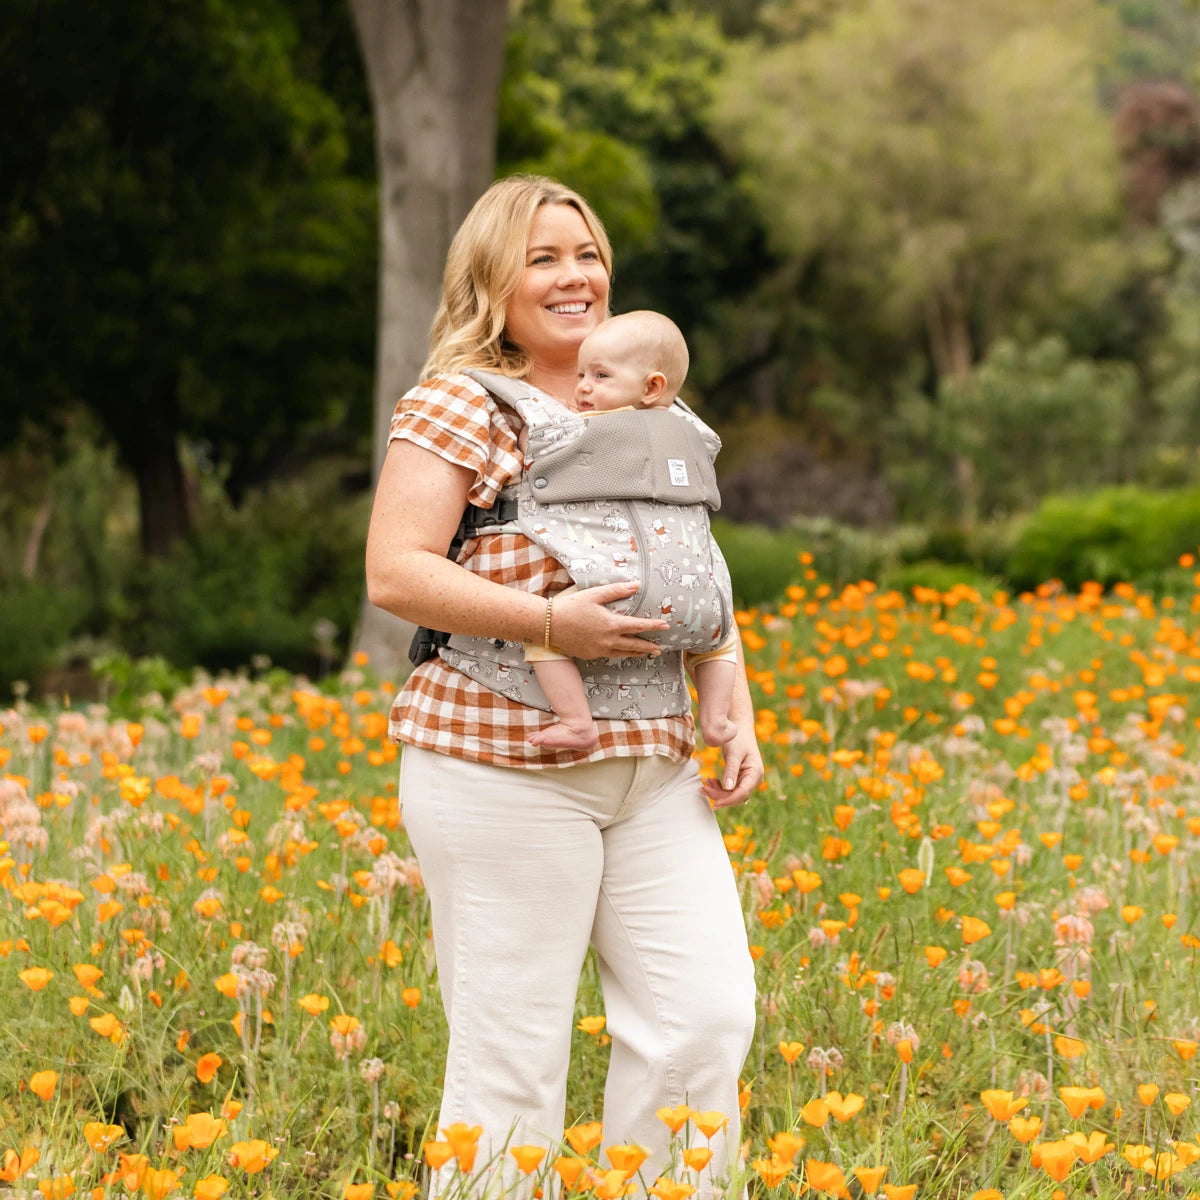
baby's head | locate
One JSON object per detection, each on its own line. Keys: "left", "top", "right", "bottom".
{"left": 574, "top": 311, "right": 689, "bottom": 413}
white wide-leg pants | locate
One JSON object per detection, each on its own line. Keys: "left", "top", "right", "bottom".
{"left": 398, "top": 746, "right": 757, "bottom": 1194}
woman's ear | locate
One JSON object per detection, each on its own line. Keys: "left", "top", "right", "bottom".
{"left": 639, "top": 371, "right": 669, "bottom": 407}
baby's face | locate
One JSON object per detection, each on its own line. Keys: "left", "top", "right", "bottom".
{"left": 574, "top": 327, "right": 669, "bottom": 412}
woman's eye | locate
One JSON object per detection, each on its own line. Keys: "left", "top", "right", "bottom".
{"left": 529, "top": 253, "right": 553, "bottom": 265}
{"left": 580, "top": 250, "right": 600, "bottom": 261}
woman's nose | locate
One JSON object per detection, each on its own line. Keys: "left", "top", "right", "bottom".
{"left": 557, "top": 257, "right": 587, "bottom": 286}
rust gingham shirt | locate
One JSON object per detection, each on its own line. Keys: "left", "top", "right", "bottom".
{"left": 386, "top": 373, "right": 695, "bottom": 768}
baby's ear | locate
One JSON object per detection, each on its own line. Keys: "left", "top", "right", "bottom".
{"left": 640, "top": 372, "right": 669, "bottom": 406}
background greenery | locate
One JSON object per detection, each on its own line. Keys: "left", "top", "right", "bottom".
{"left": 6, "top": 0, "right": 1200, "bottom": 696}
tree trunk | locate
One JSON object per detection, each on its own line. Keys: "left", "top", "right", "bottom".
{"left": 348, "top": 0, "right": 508, "bottom": 676}
{"left": 131, "top": 427, "right": 192, "bottom": 557}
{"left": 925, "top": 284, "right": 978, "bottom": 525}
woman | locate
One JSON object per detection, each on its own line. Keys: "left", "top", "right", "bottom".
{"left": 365, "top": 176, "right": 761, "bottom": 1192}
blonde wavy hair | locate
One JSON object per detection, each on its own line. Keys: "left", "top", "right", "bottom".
{"left": 422, "top": 175, "right": 613, "bottom": 380}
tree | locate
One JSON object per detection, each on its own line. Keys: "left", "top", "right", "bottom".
{"left": 347, "top": 0, "right": 509, "bottom": 671}
{"left": 0, "top": 0, "right": 375, "bottom": 554}
{"left": 711, "top": 0, "right": 1126, "bottom": 515}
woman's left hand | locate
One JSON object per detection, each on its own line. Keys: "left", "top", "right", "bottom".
{"left": 700, "top": 724, "right": 764, "bottom": 809}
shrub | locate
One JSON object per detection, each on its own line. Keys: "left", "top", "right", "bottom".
{"left": 119, "top": 476, "right": 369, "bottom": 674}
{"left": 0, "top": 581, "right": 86, "bottom": 699}
{"left": 1006, "top": 486, "right": 1200, "bottom": 590}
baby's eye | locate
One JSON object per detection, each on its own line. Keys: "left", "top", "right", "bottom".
{"left": 595, "top": 371, "right": 608, "bottom": 379}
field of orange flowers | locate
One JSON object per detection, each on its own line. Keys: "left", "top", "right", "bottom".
{"left": 6, "top": 558, "right": 1200, "bottom": 1200}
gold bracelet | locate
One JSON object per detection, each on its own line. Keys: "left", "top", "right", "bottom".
{"left": 544, "top": 596, "right": 554, "bottom": 651}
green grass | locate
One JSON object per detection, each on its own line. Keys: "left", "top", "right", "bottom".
{"left": 5, "top": 571, "right": 1200, "bottom": 1199}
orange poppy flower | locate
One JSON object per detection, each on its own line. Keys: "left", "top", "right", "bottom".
{"left": 564, "top": 1122, "right": 604, "bottom": 1155}
{"left": 195, "top": 1053, "right": 222, "bottom": 1084}
{"left": 227, "top": 1141, "right": 278, "bottom": 1174}
{"left": 804, "top": 1160, "right": 846, "bottom": 1194}
{"left": 509, "top": 1146, "right": 546, "bottom": 1175}
{"left": 751, "top": 1156, "right": 791, "bottom": 1189}
{"left": 655, "top": 1106, "right": 693, "bottom": 1133}
{"left": 29, "top": 1070, "right": 58, "bottom": 1101}
{"left": 192, "top": 1176, "right": 228, "bottom": 1200}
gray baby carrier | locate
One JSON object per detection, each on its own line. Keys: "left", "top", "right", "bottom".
{"left": 413, "top": 371, "right": 734, "bottom": 720}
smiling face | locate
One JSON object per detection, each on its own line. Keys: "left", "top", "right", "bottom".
{"left": 503, "top": 204, "right": 610, "bottom": 384}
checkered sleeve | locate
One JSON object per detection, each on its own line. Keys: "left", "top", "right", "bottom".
{"left": 388, "top": 374, "right": 523, "bottom": 509}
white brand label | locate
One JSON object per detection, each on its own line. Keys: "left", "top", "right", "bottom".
{"left": 668, "top": 459, "right": 689, "bottom": 487}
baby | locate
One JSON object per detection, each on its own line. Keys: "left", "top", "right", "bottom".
{"left": 525, "top": 311, "right": 739, "bottom": 751}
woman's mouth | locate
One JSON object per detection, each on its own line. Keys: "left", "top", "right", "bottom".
{"left": 546, "top": 302, "right": 589, "bottom": 315}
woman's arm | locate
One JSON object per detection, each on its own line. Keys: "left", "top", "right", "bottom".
{"left": 700, "top": 633, "right": 764, "bottom": 809}
{"left": 366, "top": 440, "right": 669, "bottom": 658}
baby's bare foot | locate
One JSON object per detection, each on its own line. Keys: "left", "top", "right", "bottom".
{"left": 528, "top": 721, "right": 600, "bottom": 750}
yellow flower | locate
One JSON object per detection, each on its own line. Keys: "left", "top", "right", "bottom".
{"left": 297, "top": 994, "right": 329, "bottom": 1016}
{"left": 1008, "top": 1115, "right": 1043, "bottom": 1144}
{"left": 20, "top": 967, "right": 54, "bottom": 992}
{"left": 192, "top": 1176, "right": 228, "bottom": 1200}
{"left": 577, "top": 1015, "right": 606, "bottom": 1035}
{"left": 606, "top": 1146, "right": 649, "bottom": 1175}
{"left": 656, "top": 1106, "right": 693, "bottom": 1134}
{"left": 422, "top": 1142, "right": 453, "bottom": 1171}
{"left": 441, "top": 1123, "right": 482, "bottom": 1172}
{"left": 1063, "top": 1130, "right": 1113, "bottom": 1164}
{"left": 141, "top": 1167, "right": 181, "bottom": 1200}
{"left": 961, "top": 917, "right": 991, "bottom": 945}
{"left": 37, "top": 1175, "right": 74, "bottom": 1200}
{"left": 173, "top": 1113, "right": 227, "bottom": 1151}
{"left": 564, "top": 1122, "right": 604, "bottom": 1155}
{"left": 980, "top": 1090, "right": 1026, "bottom": 1121}
{"left": 648, "top": 1178, "right": 697, "bottom": 1200}
{"left": 853, "top": 1167, "right": 887, "bottom": 1192}
{"left": 509, "top": 1146, "right": 547, "bottom": 1175}
{"left": 766, "top": 1132, "right": 806, "bottom": 1163}
{"left": 778, "top": 1040, "right": 805, "bottom": 1064}
{"left": 804, "top": 1159, "right": 846, "bottom": 1194}
{"left": 690, "top": 1111, "right": 728, "bottom": 1139}
{"left": 228, "top": 1140, "right": 278, "bottom": 1174}
{"left": 83, "top": 1123, "right": 125, "bottom": 1152}
{"left": 799, "top": 1097, "right": 829, "bottom": 1127}
{"left": 29, "top": 1070, "right": 58, "bottom": 1101}
{"left": 1031, "top": 1139, "right": 1077, "bottom": 1182}
{"left": 1165, "top": 1092, "right": 1192, "bottom": 1116}
{"left": 824, "top": 1091, "right": 864, "bottom": 1122}
{"left": 682, "top": 1147, "right": 713, "bottom": 1172}
{"left": 751, "top": 1156, "right": 791, "bottom": 1189}
{"left": 343, "top": 1184, "right": 373, "bottom": 1200}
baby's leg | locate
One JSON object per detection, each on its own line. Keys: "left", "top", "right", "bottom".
{"left": 528, "top": 659, "right": 600, "bottom": 750}
{"left": 690, "top": 658, "right": 738, "bottom": 747}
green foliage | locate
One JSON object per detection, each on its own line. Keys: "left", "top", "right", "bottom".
{"left": 938, "top": 336, "right": 1139, "bottom": 520}
{"left": 119, "top": 474, "right": 369, "bottom": 675}
{"left": 0, "top": 0, "right": 376, "bottom": 543}
{"left": 90, "top": 653, "right": 190, "bottom": 717}
{"left": 0, "top": 582, "right": 84, "bottom": 697}
{"left": 711, "top": 0, "right": 1124, "bottom": 375}
{"left": 1006, "top": 485, "right": 1200, "bottom": 588}
{"left": 498, "top": 0, "right": 774, "bottom": 351}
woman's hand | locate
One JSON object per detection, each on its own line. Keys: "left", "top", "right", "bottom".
{"left": 700, "top": 723, "right": 764, "bottom": 809}
{"left": 548, "top": 581, "right": 670, "bottom": 659}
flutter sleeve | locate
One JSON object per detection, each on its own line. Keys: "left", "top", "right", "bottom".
{"left": 388, "top": 374, "right": 524, "bottom": 509}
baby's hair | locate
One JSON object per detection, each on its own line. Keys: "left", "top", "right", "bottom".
{"left": 601, "top": 311, "right": 689, "bottom": 398}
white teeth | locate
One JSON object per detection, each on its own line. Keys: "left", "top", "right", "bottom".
{"left": 548, "top": 302, "right": 587, "bottom": 314}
